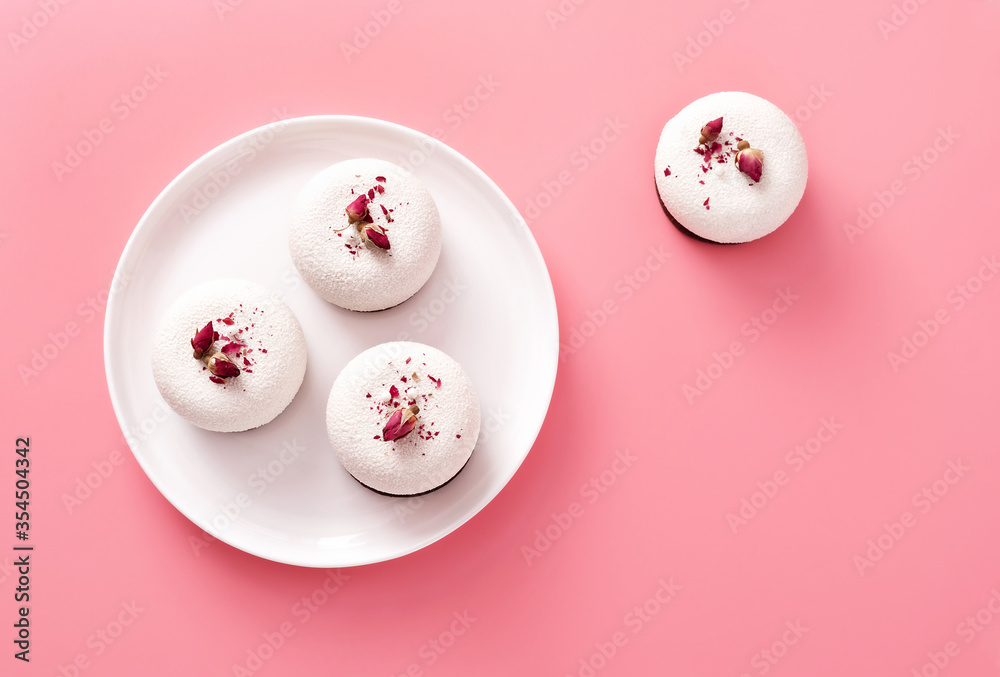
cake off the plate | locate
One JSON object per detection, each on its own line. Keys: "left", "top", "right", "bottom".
{"left": 654, "top": 91, "right": 808, "bottom": 244}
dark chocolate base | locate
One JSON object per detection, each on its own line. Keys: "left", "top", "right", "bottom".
{"left": 350, "top": 287, "right": 420, "bottom": 313}
{"left": 655, "top": 176, "right": 736, "bottom": 246}
{"left": 348, "top": 454, "right": 472, "bottom": 497}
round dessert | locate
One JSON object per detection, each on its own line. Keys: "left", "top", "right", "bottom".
{"left": 654, "top": 91, "right": 808, "bottom": 244}
{"left": 288, "top": 158, "right": 442, "bottom": 312}
{"left": 326, "top": 341, "right": 480, "bottom": 496}
{"left": 151, "top": 279, "right": 307, "bottom": 433}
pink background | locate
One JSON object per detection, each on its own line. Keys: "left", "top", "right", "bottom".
{"left": 3, "top": 0, "right": 1000, "bottom": 675}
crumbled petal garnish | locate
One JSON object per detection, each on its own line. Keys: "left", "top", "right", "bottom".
{"left": 191, "top": 321, "right": 215, "bottom": 358}
{"left": 367, "top": 188, "right": 375, "bottom": 200}
{"left": 346, "top": 194, "right": 370, "bottom": 223}
{"left": 375, "top": 176, "right": 386, "bottom": 182}
{"left": 736, "top": 147, "right": 764, "bottom": 182}
{"left": 405, "top": 357, "right": 411, "bottom": 364}
{"left": 221, "top": 317, "right": 235, "bottom": 326}
{"left": 400, "top": 375, "right": 407, "bottom": 382}
{"left": 221, "top": 341, "right": 243, "bottom": 357}
{"left": 361, "top": 224, "right": 390, "bottom": 250}
{"left": 456, "top": 434, "right": 461, "bottom": 438}
{"left": 376, "top": 184, "right": 384, "bottom": 194}
{"left": 389, "top": 385, "right": 399, "bottom": 398}
{"left": 209, "top": 376, "right": 225, "bottom": 384}
{"left": 664, "top": 167, "right": 671, "bottom": 177}
{"left": 382, "top": 405, "right": 419, "bottom": 442}
{"left": 428, "top": 375, "right": 442, "bottom": 388}
{"left": 699, "top": 117, "right": 723, "bottom": 144}
{"left": 703, "top": 197, "right": 710, "bottom": 209}
{"left": 693, "top": 137, "right": 734, "bottom": 174}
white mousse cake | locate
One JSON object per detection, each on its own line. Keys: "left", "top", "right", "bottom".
{"left": 327, "top": 341, "right": 480, "bottom": 496}
{"left": 151, "top": 279, "right": 307, "bottom": 433}
{"left": 654, "top": 92, "right": 808, "bottom": 244}
{"left": 288, "top": 158, "right": 442, "bottom": 311}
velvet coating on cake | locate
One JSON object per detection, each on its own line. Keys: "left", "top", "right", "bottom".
{"left": 327, "top": 341, "right": 480, "bottom": 496}
{"left": 151, "top": 279, "right": 307, "bottom": 433}
{"left": 288, "top": 158, "right": 442, "bottom": 311}
{"left": 654, "top": 91, "right": 808, "bottom": 244}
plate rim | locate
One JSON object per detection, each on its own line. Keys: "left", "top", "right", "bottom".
{"left": 103, "top": 115, "right": 559, "bottom": 567}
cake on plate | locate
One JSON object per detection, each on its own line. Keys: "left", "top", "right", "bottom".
{"left": 288, "top": 158, "right": 442, "bottom": 311}
{"left": 326, "top": 341, "right": 480, "bottom": 496}
{"left": 151, "top": 278, "right": 307, "bottom": 432}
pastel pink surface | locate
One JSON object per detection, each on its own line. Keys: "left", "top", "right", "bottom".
{"left": 2, "top": 0, "right": 1000, "bottom": 675}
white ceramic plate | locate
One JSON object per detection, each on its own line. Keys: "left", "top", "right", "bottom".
{"left": 104, "top": 116, "right": 558, "bottom": 567}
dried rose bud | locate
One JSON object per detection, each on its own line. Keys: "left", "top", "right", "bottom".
{"left": 382, "top": 404, "right": 419, "bottom": 442}
{"left": 191, "top": 321, "right": 215, "bottom": 359}
{"left": 361, "top": 223, "right": 390, "bottom": 250}
{"left": 699, "top": 117, "right": 723, "bottom": 145}
{"left": 736, "top": 147, "right": 764, "bottom": 182}
{"left": 345, "top": 194, "right": 370, "bottom": 223}
{"left": 205, "top": 353, "right": 241, "bottom": 379}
